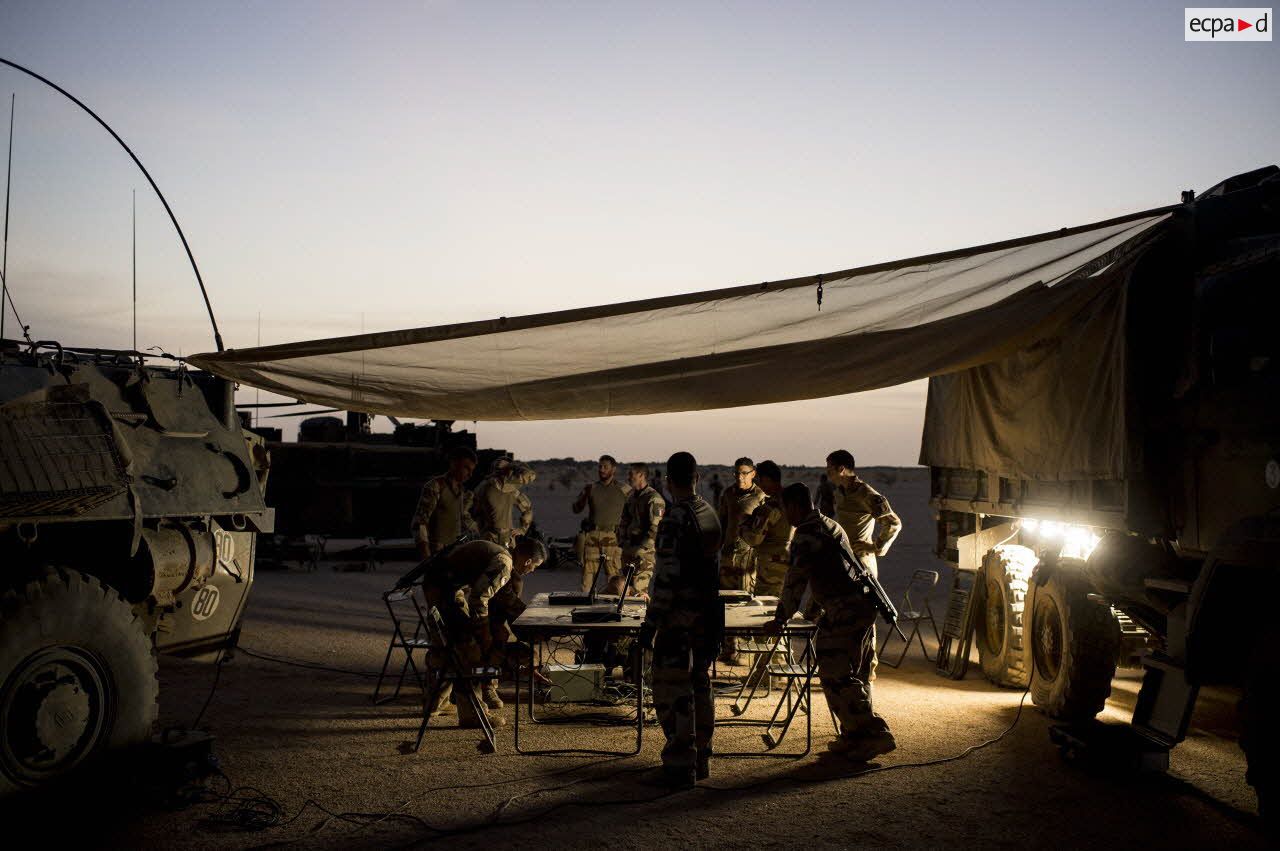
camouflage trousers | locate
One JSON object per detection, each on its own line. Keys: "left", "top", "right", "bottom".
{"left": 752, "top": 552, "right": 790, "bottom": 598}
{"left": 422, "top": 585, "right": 488, "bottom": 723}
{"left": 628, "top": 551, "right": 655, "bottom": 596}
{"left": 651, "top": 637, "right": 716, "bottom": 776}
{"left": 579, "top": 530, "right": 622, "bottom": 593}
{"left": 718, "top": 542, "right": 758, "bottom": 593}
{"left": 817, "top": 610, "right": 889, "bottom": 738}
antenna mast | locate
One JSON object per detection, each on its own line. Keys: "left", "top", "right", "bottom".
{"left": 2, "top": 93, "right": 12, "bottom": 351}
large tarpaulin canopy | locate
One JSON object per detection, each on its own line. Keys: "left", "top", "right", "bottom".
{"left": 189, "top": 206, "right": 1174, "bottom": 424}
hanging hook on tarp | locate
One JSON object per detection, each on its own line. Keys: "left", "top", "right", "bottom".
{"left": 816, "top": 275, "right": 825, "bottom": 311}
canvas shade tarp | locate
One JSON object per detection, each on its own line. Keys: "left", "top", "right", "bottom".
{"left": 191, "top": 207, "right": 1173, "bottom": 433}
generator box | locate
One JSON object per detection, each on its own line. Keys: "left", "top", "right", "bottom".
{"left": 543, "top": 663, "right": 605, "bottom": 702}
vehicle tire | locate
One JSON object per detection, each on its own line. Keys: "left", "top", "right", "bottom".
{"left": 976, "top": 545, "right": 1036, "bottom": 688}
{"left": 1241, "top": 623, "right": 1278, "bottom": 831}
{"left": 0, "top": 568, "right": 158, "bottom": 796}
{"left": 1025, "top": 562, "right": 1121, "bottom": 720}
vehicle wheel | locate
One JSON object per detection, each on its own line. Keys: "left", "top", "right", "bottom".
{"left": 0, "top": 569, "right": 158, "bottom": 796}
{"left": 1241, "top": 623, "right": 1278, "bottom": 830}
{"left": 1026, "top": 562, "right": 1121, "bottom": 720}
{"left": 976, "top": 545, "right": 1036, "bottom": 688}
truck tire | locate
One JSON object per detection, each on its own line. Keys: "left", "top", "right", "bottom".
{"left": 976, "top": 545, "right": 1036, "bottom": 688}
{"left": 0, "top": 569, "right": 158, "bottom": 796}
{"left": 1026, "top": 563, "right": 1121, "bottom": 720}
{"left": 1241, "top": 623, "right": 1278, "bottom": 830}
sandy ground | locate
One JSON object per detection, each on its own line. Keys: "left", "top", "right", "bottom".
{"left": 49, "top": 468, "right": 1268, "bottom": 848}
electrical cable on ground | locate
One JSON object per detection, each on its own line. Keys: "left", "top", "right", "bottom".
{"left": 175, "top": 635, "right": 1033, "bottom": 843}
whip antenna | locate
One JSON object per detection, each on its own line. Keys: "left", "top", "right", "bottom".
{"left": 0, "top": 57, "right": 225, "bottom": 352}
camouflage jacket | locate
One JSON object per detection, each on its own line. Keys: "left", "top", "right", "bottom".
{"left": 472, "top": 461, "right": 536, "bottom": 544}
{"left": 739, "top": 493, "right": 792, "bottom": 563}
{"left": 425, "top": 540, "right": 513, "bottom": 622}
{"left": 833, "top": 476, "right": 902, "bottom": 572}
{"left": 410, "top": 475, "right": 477, "bottom": 554}
{"left": 774, "top": 511, "right": 873, "bottom": 626}
{"left": 717, "top": 483, "right": 766, "bottom": 556}
{"left": 643, "top": 496, "right": 722, "bottom": 637}
{"left": 619, "top": 485, "right": 666, "bottom": 557}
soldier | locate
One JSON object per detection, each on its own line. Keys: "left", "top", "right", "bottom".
{"left": 738, "top": 460, "right": 792, "bottom": 598}
{"left": 638, "top": 451, "right": 722, "bottom": 788}
{"left": 618, "top": 462, "right": 666, "bottom": 596}
{"left": 419, "top": 535, "right": 546, "bottom": 727}
{"left": 824, "top": 450, "right": 902, "bottom": 577}
{"left": 410, "top": 445, "right": 479, "bottom": 559}
{"left": 764, "top": 483, "right": 896, "bottom": 761}
{"left": 472, "top": 457, "right": 536, "bottom": 549}
{"left": 572, "top": 455, "right": 630, "bottom": 593}
{"left": 708, "top": 473, "right": 724, "bottom": 506}
{"left": 717, "top": 456, "right": 766, "bottom": 665}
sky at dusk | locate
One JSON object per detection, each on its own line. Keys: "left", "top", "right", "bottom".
{"left": 0, "top": 1, "right": 1276, "bottom": 465}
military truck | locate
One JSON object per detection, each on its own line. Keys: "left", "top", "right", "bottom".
{"left": 0, "top": 341, "right": 272, "bottom": 795}
{"left": 925, "top": 166, "right": 1279, "bottom": 815}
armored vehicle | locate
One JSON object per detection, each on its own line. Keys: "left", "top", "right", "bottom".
{"left": 925, "top": 166, "right": 1279, "bottom": 815}
{"left": 0, "top": 342, "right": 272, "bottom": 794}
{"left": 259, "top": 411, "right": 506, "bottom": 541}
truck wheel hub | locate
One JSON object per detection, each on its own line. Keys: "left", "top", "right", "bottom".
{"left": 1032, "top": 596, "right": 1064, "bottom": 682}
{"left": 2, "top": 648, "right": 108, "bottom": 784}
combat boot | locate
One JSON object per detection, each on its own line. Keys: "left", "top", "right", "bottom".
{"left": 829, "top": 730, "right": 896, "bottom": 762}
{"left": 695, "top": 755, "right": 710, "bottom": 781}
{"left": 482, "top": 683, "right": 504, "bottom": 710}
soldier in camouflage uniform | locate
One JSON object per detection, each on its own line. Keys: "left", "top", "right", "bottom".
{"left": 618, "top": 462, "right": 666, "bottom": 596}
{"left": 572, "top": 455, "right": 630, "bottom": 592}
{"left": 410, "top": 445, "right": 479, "bottom": 558}
{"left": 471, "top": 457, "right": 536, "bottom": 549}
{"left": 738, "top": 460, "right": 792, "bottom": 598}
{"left": 420, "top": 536, "right": 545, "bottom": 726}
{"left": 717, "top": 456, "right": 766, "bottom": 664}
{"left": 824, "top": 449, "right": 902, "bottom": 577}
{"left": 638, "top": 451, "right": 723, "bottom": 788}
{"left": 765, "top": 483, "right": 896, "bottom": 761}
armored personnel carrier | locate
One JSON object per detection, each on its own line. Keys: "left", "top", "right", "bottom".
{"left": 0, "top": 342, "right": 272, "bottom": 794}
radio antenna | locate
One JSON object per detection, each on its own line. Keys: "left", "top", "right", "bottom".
{"left": 0, "top": 57, "right": 225, "bottom": 352}
{"left": 2, "top": 92, "right": 12, "bottom": 352}
{"left": 132, "top": 188, "right": 137, "bottom": 352}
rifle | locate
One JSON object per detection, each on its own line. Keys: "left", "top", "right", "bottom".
{"left": 834, "top": 535, "right": 907, "bottom": 642}
{"left": 393, "top": 533, "right": 477, "bottom": 590}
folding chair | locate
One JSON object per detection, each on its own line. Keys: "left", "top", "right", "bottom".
{"left": 371, "top": 586, "right": 436, "bottom": 705}
{"left": 878, "top": 569, "right": 941, "bottom": 668}
{"left": 759, "top": 640, "right": 837, "bottom": 750}
{"left": 415, "top": 606, "right": 502, "bottom": 754}
{"left": 729, "top": 634, "right": 792, "bottom": 716}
